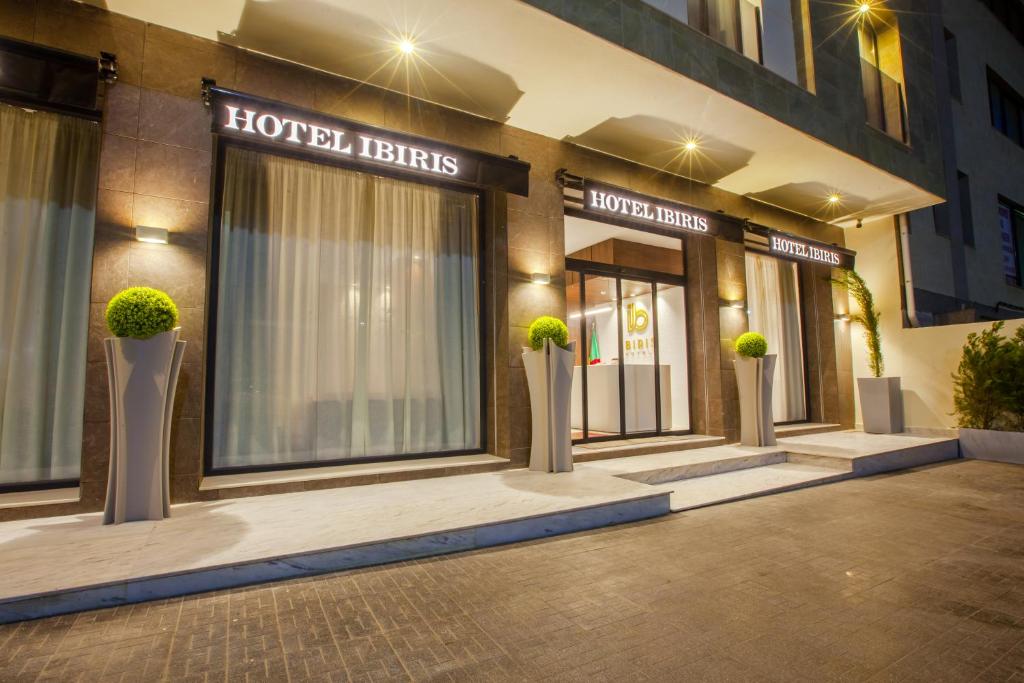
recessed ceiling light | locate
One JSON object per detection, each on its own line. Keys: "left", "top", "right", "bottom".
{"left": 858, "top": 2, "right": 871, "bottom": 14}
{"left": 398, "top": 38, "right": 415, "bottom": 55}
{"left": 828, "top": 193, "right": 842, "bottom": 204}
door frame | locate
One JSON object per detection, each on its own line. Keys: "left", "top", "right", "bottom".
{"left": 565, "top": 258, "right": 692, "bottom": 444}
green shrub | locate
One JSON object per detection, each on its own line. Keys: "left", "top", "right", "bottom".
{"left": 106, "top": 287, "right": 179, "bottom": 340}
{"left": 735, "top": 332, "right": 768, "bottom": 358}
{"left": 952, "top": 322, "right": 1019, "bottom": 430}
{"left": 1007, "top": 327, "right": 1024, "bottom": 430}
{"left": 833, "top": 269, "right": 883, "bottom": 378}
{"left": 528, "top": 316, "right": 569, "bottom": 351}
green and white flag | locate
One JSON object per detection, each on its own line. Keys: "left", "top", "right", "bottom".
{"left": 588, "top": 320, "right": 601, "bottom": 365}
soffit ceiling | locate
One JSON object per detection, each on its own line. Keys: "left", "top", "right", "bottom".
{"left": 97, "top": 0, "right": 942, "bottom": 226}
{"left": 565, "top": 215, "right": 683, "bottom": 254}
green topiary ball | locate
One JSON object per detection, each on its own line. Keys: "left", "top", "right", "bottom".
{"left": 735, "top": 332, "right": 768, "bottom": 358}
{"left": 106, "top": 287, "right": 179, "bottom": 340}
{"left": 528, "top": 316, "right": 569, "bottom": 351}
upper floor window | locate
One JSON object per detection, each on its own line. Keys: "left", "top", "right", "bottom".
{"left": 1000, "top": 198, "right": 1024, "bottom": 286}
{"left": 989, "top": 68, "right": 1024, "bottom": 147}
{"left": 642, "top": 0, "right": 804, "bottom": 86}
{"left": 944, "top": 28, "right": 961, "bottom": 101}
{"left": 858, "top": 11, "right": 908, "bottom": 142}
{"left": 977, "top": 0, "right": 1024, "bottom": 48}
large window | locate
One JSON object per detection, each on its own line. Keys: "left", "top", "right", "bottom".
{"left": 977, "top": 0, "right": 1024, "bottom": 47}
{"left": 989, "top": 68, "right": 1024, "bottom": 148}
{"left": 745, "top": 251, "right": 806, "bottom": 423}
{"left": 0, "top": 104, "right": 99, "bottom": 487}
{"left": 209, "top": 147, "right": 482, "bottom": 471}
{"left": 858, "top": 17, "right": 908, "bottom": 142}
{"left": 641, "top": 0, "right": 802, "bottom": 85}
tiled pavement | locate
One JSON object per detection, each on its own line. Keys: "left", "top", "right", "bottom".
{"left": 2, "top": 459, "right": 1024, "bottom": 682}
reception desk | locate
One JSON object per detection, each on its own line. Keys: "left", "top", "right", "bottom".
{"left": 571, "top": 364, "right": 671, "bottom": 434}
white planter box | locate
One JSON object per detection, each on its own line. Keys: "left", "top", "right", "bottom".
{"left": 104, "top": 329, "right": 186, "bottom": 524}
{"left": 858, "top": 377, "right": 904, "bottom": 434}
{"left": 960, "top": 428, "right": 1024, "bottom": 465}
{"left": 734, "top": 355, "right": 777, "bottom": 447}
{"left": 523, "top": 339, "right": 576, "bottom": 473}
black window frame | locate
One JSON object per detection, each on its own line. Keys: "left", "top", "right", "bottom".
{"left": 999, "top": 196, "right": 1024, "bottom": 287}
{"left": 977, "top": 0, "right": 1024, "bottom": 48}
{"left": 988, "top": 67, "right": 1024, "bottom": 147}
{"left": 202, "top": 135, "right": 491, "bottom": 477}
{"left": 564, "top": 255, "right": 694, "bottom": 445}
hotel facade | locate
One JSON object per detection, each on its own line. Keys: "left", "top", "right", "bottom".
{"left": 0, "top": 0, "right": 967, "bottom": 519}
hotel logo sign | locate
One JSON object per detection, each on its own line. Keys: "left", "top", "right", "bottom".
{"left": 582, "top": 180, "right": 714, "bottom": 237}
{"left": 769, "top": 234, "right": 844, "bottom": 266}
{"left": 626, "top": 302, "right": 649, "bottom": 333}
{"left": 203, "top": 87, "right": 540, "bottom": 193}
{"left": 219, "top": 104, "right": 459, "bottom": 177}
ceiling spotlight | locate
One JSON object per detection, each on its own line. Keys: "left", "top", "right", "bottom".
{"left": 398, "top": 38, "right": 416, "bottom": 55}
{"left": 858, "top": 2, "right": 872, "bottom": 14}
{"left": 684, "top": 140, "right": 698, "bottom": 152}
{"left": 828, "top": 193, "right": 842, "bottom": 204}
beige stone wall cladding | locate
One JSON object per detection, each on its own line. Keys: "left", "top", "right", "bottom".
{"left": 0, "top": 0, "right": 847, "bottom": 517}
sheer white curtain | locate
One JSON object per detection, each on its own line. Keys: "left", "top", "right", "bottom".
{"left": 745, "top": 251, "right": 806, "bottom": 422}
{"left": 213, "top": 148, "right": 480, "bottom": 468}
{"left": 0, "top": 105, "right": 99, "bottom": 484}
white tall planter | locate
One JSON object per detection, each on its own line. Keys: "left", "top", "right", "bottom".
{"left": 104, "top": 329, "right": 186, "bottom": 524}
{"left": 734, "top": 355, "right": 777, "bottom": 447}
{"left": 858, "top": 377, "right": 904, "bottom": 434}
{"left": 523, "top": 339, "right": 576, "bottom": 473}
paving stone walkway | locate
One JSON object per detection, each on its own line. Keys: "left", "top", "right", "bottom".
{"left": 2, "top": 459, "right": 1023, "bottom": 682}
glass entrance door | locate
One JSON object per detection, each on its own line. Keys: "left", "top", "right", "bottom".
{"left": 568, "top": 266, "right": 690, "bottom": 443}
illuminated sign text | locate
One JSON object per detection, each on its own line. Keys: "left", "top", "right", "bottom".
{"left": 769, "top": 234, "right": 842, "bottom": 266}
{"left": 221, "top": 104, "right": 459, "bottom": 176}
{"left": 587, "top": 188, "right": 709, "bottom": 234}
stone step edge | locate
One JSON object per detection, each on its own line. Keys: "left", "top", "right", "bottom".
{"left": 616, "top": 450, "right": 789, "bottom": 485}
{"left": 669, "top": 466, "right": 852, "bottom": 512}
{"left": 572, "top": 436, "right": 728, "bottom": 463}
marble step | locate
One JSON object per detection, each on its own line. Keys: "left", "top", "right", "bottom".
{"left": 612, "top": 449, "right": 789, "bottom": 485}
{"left": 572, "top": 435, "right": 727, "bottom": 463}
{"left": 651, "top": 462, "right": 850, "bottom": 512}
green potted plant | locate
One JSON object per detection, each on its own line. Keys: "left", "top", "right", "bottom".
{"left": 522, "top": 316, "right": 575, "bottom": 472}
{"left": 834, "top": 269, "right": 903, "bottom": 434}
{"left": 733, "top": 332, "right": 776, "bottom": 447}
{"left": 955, "top": 322, "right": 1024, "bottom": 464}
{"left": 103, "top": 287, "right": 186, "bottom": 524}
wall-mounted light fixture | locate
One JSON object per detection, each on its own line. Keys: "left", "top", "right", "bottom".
{"left": 836, "top": 313, "right": 851, "bottom": 322}
{"left": 135, "top": 225, "right": 168, "bottom": 244}
{"left": 531, "top": 272, "right": 551, "bottom": 285}
{"left": 720, "top": 298, "right": 746, "bottom": 310}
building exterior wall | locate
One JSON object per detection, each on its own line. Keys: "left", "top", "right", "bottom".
{"left": 0, "top": 0, "right": 858, "bottom": 519}
{"left": 904, "top": 0, "right": 1024, "bottom": 323}
{"left": 524, "top": 0, "right": 945, "bottom": 198}
{"left": 847, "top": 216, "right": 1024, "bottom": 431}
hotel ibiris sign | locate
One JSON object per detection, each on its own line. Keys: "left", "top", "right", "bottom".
{"left": 767, "top": 230, "right": 853, "bottom": 268}
{"left": 206, "top": 85, "right": 530, "bottom": 196}
{"left": 582, "top": 180, "right": 716, "bottom": 237}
